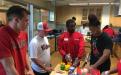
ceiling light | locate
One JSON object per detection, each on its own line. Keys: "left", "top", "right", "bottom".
{"left": 69, "top": 2, "right": 120, "bottom": 6}
{"left": 69, "top": 3, "right": 88, "bottom": 6}
{"left": 89, "top": 3, "right": 110, "bottom": 5}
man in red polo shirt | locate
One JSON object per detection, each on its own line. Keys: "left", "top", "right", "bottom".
{"left": 18, "top": 31, "right": 28, "bottom": 69}
{"left": 0, "top": 6, "right": 33, "bottom": 75}
{"left": 58, "top": 19, "right": 85, "bottom": 67}
{"left": 18, "top": 31, "right": 34, "bottom": 75}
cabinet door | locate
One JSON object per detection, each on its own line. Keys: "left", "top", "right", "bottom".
{"left": 82, "top": 8, "right": 88, "bottom": 21}
{"left": 96, "top": 8, "right": 102, "bottom": 20}
{"left": 81, "top": 7, "right": 102, "bottom": 25}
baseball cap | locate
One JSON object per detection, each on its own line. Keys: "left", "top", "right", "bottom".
{"left": 37, "top": 22, "right": 52, "bottom": 32}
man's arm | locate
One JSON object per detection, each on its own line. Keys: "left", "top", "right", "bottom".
{"left": 101, "top": 67, "right": 117, "bottom": 75}
{"left": 0, "top": 57, "right": 19, "bottom": 75}
{"left": 25, "top": 54, "right": 34, "bottom": 75}
{"left": 78, "top": 34, "right": 85, "bottom": 59}
{"left": 109, "top": 67, "right": 117, "bottom": 74}
{"left": 91, "top": 49, "right": 111, "bottom": 68}
{"left": 57, "top": 36, "right": 66, "bottom": 57}
{"left": 31, "top": 58, "right": 52, "bottom": 72}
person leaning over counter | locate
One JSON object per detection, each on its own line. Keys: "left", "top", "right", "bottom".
{"left": 58, "top": 19, "right": 85, "bottom": 67}
{"left": 87, "top": 14, "right": 113, "bottom": 73}
{"left": 29, "top": 22, "right": 53, "bottom": 75}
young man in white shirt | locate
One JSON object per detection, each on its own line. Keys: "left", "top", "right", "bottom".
{"left": 29, "top": 22, "right": 53, "bottom": 75}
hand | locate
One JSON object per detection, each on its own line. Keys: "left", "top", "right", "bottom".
{"left": 86, "top": 65, "right": 96, "bottom": 73}
{"left": 65, "top": 54, "right": 72, "bottom": 62}
{"left": 45, "top": 67, "right": 53, "bottom": 72}
{"left": 73, "top": 57, "right": 79, "bottom": 67}
{"left": 101, "top": 71, "right": 109, "bottom": 75}
{"left": 85, "top": 53, "right": 90, "bottom": 62}
{"left": 25, "top": 70, "right": 35, "bottom": 75}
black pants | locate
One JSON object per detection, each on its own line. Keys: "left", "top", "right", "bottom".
{"left": 33, "top": 69, "right": 49, "bottom": 75}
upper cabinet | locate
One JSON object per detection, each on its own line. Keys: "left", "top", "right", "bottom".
{"left": 81, "top": 6, "right": 102, "bottom": 24}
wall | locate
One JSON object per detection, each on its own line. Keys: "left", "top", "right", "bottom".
{"left": 101, "top": 5, "right": 111, "bottom": 29}
{"left": 25, "top": 0, "right": 53, "bottom": 10}
{"left": 110, "top": 6, "right": 121, "bottom": 27}
{"left": 5, "top": 0, "right": 55, "bottom": 10}
{"left": 56, "top": 5, "right": 121, "bottom": 28}
{"left": 56, "top": 6, "right": 83, "bottom": 26}
{"left": 0, "top": 12, "right": 6, "bottom": 24}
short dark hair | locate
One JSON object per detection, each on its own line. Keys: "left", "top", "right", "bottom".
{"left": 72, "top": 16, "right": 76, "bottom": 20}
{"left": 7, "top": 5, "right": 30, "bottom": 21}
{"left": 66, "top": 19, "right": 76, "bottom": 27}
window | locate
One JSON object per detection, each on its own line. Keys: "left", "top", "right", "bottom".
{"left": 49, "top": 11, "right": 54, "bottom": 21}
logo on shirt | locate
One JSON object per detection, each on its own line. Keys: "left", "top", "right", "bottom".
{"left": 41, "top": 44, "right": 50, "bottom": 50}
{"left": 64, "top": 38, "right": 68, "bottom": 41}
{"left": 18, "top": 40, "right": 27, "bottom": 48}
{"left": 74, "top": 39, "right": 79, "bottom": 40}
{"left": 92, "top": 38, "right": 99, "bottom": 56}
{"left": 11, "top": 40, "right": 17, "bottom": 49}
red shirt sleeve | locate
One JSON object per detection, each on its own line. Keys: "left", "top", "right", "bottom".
{"left": 77, "top": 34, "right": 85, "bottom": 59}
{"left": 57, "top": 34, "right": 66, "bottom": 58}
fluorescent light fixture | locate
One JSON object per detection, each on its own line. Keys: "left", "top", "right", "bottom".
{"left": 89, "top": 3, "right": 110, "bottom": 5}
{"left": 69, "top": 3, "right": 120, "bottom": 6}
{"left": 110, "top": 3, "right": 120, "bottom": 5}
{"left": 69, "top": 3, "right": 88, "bottom": 6}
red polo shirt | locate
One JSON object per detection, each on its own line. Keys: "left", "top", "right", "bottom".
{"left": 0, "top": 26, "right": 25, "bottom": 75}
{"left": 117, "top": 60, "right": 121, "bottom": 75}
{"left": 58, "top": 32, "right": 85, "bottom": 60}
{"left": 18, "top": 31, "right": 28, "bottom": 70}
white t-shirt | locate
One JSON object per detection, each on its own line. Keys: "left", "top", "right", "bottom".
{"left": 29, "top": 35, "right": 50, "bottom": 73}
{"left": 79, "top": 26, "right": 90, "bottom": 36}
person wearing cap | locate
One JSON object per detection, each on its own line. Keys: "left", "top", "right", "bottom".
{"left": 87, "top": 14, "right": 113, "bottom": 73}
{"left": 29, "top": 22, "right": 53, "bottom": 75}
{"left": 58, "top": 19, "right": 85, "bottom": 67}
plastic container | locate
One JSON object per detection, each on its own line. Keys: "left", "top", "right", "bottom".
{"left": 68, "top": 66, "right": 75, "bottom": 75}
